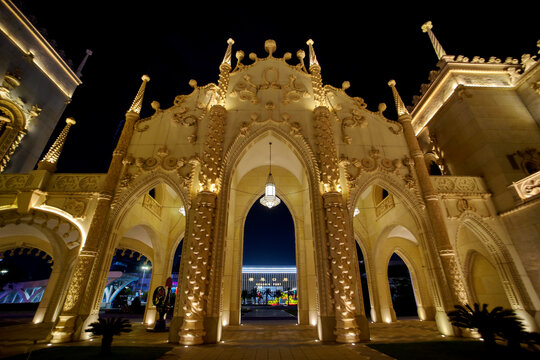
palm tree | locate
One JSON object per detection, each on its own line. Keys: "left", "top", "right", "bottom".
{"left": 249, "top": 287, "right": 258, "bottom": 304}
{"left": 85, "top": 317, "right": 132, "bottom": 354}
{"left": 274, "top": 290, "right": 282, "bottom": 305}
{"left": 264, "top": 288, "right": 271, "bottom": 305}
{"left": 447, "top": 303, "right": 521, "bottom": 348}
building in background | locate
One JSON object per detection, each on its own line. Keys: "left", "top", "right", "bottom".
{"left": 0, "top": 0, "right": 81, "bottom": 173}
{"left": 241, "top": 266, "right": 297, "bottom": 305}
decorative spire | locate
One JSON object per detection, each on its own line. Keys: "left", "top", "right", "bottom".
{"left": 37, "top": 117, "right": 76, "bottom": 172}
{"left": 421, "top": 21, "right": 447, "bottom": 60}
{"left": 75, "top": 49, "right": 93, "bottom": 78}
{"left": 306, "top": 39, "right": 320, "bottom": 70}
{"left": 387, "top": 80, "right": 410, "bottom": 117}
{"left": 127, "top": 75, "right": 150, "bottom": 114}
{"left": 221, "top": 38, "right": 234, "bottom": 69}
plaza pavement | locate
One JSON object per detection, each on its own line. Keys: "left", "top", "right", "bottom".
{"left": 0, "top": 310, "right": 453, "bottom": 359}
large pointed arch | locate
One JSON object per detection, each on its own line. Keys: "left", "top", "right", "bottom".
{"left": 0, "top": 208, "right": 83, "bottom": 324}
{"left": 350, "top": 174, "right": 442, "bottom": 325}
{"left": 206, "top": 123, "right": 332, "bottom": 340}
{"left": 455, "top": 212, "right": 537, "bottom": 330}
{"left": 76, "top": 171, "right": 188, "bottom": 332}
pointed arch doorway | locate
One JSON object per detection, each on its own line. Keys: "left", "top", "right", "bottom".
{"left": 241, "top": 194, "right": 297, "bottom": 319}
{"left": 219, "top": 131, "right": 320, "bottom": 333}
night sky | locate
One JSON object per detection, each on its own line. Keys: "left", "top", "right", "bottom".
{"left": 243, "top": 196, "right": 295, "bottom": 265}
{"left": 8, "top": 3, "right": 539, "bottom": 266}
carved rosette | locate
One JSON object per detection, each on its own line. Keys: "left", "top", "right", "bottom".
{"left": 314, "top": 106, "right": 340, "bottom": 192}
{"left": 200, "top": 105, "right": 226, "bottom": 192}
{"left": 179, "top": 191, "right": 216, "bottom": 345}
{"left": 322, "top": 192, "right": 360, "bottom": 343}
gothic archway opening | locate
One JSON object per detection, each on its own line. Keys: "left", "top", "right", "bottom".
{"left": 219, "top": 131, "right": 319, "bottom": 335}
{"left": 97, "top": 180, "right": 186, "bottom": 329}
{"left": 387, "top": 253, "right": 417, "bottom": 318}
{"left": 241, "top": 195, "right": 297, "bottom": 321}
{"left": 0, "top": 247, "right": 53, "bottom": 325}
{"left": 100, "top": 249, "right": 152, "bottom": 322}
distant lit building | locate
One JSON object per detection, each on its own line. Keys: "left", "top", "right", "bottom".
{"left": 241, "top": 266, "right": 296, "bottom": 294}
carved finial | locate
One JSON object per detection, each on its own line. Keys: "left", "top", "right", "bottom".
{"left": 128, "top": 75, "right": 150, "bottom": 114}
{"left": 265, "top": 39, "right": 277, "bottom": 57}
{"left": 387, "top": 80, "right": 410, "bottom": 117}
{"left": 37, "top": 117, "right": 76, "bottom": 172}
{"left": 421, "top": 21, "right": 447, "bottom": 60}
{"left": 75, "top": 49, "right": 93, "bottom": 78}
{"left": 306, "top": 39, "right": 320, "bottom": 70}
{"left": 221, "top": 38, "right": 234, "bottom": 68}
{"left": 297, "top": 50, "right": 307, "bottom": 72}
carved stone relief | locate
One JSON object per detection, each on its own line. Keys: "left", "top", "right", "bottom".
{"left": 230, "top": 67, "right": 311, "bottom": 106}
{"left": 0, "top": 174, "right": 28, "bottom": 191}
{"left": 45, "top": 196, "right": 89, "bottom": 219}
{"left": 431, "top": 176, "right": 488, "bottom": 195}
{"left": 49, "top": 175, "right": 104, "bottom": 192}
{"left": 341, "top": 146, "right": 416, "bottom": 195}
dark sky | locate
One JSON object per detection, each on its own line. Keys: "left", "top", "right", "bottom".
{"left": 10, "top": 3, "right": 539, "bottom": 266}
{"left": 14, "top": 2, "right": 539, "bottom": 173}
{"left": 243, "top": 196, "right": 295, "bottom": 265}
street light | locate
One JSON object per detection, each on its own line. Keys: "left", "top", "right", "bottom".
{"left": 0, "top": 269, "right": 8, "bottom": 275}
{"left": 140, "top": 265, "right": 151, "bottom": 297}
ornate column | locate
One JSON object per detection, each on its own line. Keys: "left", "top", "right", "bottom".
{"left": 51, "top": 76, "right": 150, "bottom": 343}
{"left": 388, "top": 80, "right": 468, "bottom": 333}
{"left": 178, "top": 105, "right": 226, "bottom": 345}
{"left": 313, "top": 106, "right": 369, "bottom": 342}
{"left": 178, "top": 191, "right": 217, "bottom": 345}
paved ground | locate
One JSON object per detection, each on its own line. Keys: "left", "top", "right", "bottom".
{"left": 0, "top": 317, "right": 452, "bottom": 359}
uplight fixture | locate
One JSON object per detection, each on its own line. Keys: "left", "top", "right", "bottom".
{"left": 260, "top": 142, "right": 281, "bottom": 209}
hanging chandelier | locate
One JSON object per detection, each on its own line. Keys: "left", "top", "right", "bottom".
{"left": 260, "top": 142, "right": 281, "bottom": 209}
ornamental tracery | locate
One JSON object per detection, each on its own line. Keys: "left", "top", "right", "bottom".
{"left": 0, "top": 209, "right": 82, "bottom": 249}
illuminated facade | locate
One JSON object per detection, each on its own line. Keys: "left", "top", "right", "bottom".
{"left": 0, "top": 0, "right": 81, "bottom": 173}
{"left": 0, "top": 3, "right": 539, "bottom": 349}
{"left": 241, "top": 266, "right": 297, "bottom": 296}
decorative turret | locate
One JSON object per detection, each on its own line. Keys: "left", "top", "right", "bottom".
{"left": 127, "top": 75, "right": 150, "bottom": 115}
{"left": 306, "top": 39, "right": 320, "bottom": 71}
{"left": 218, "top": 39, "right": 234, "bottom": 103}
{"left": 37, "top": 117, "right": 76, "bottom": 172}
{"left": 387, "top": 80, "right": 410, "bottom": 117}
{"left": 421, "top": 21, "right": 447, "bottom": 60}
{"left": 220, "top": 38, "right": 234, "bottom": 70}
{"left": 75, "top": 49, "right": 93, "bottom": 78}
{"left": 306, "top": 39, "right": 325, "bottom": 106}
